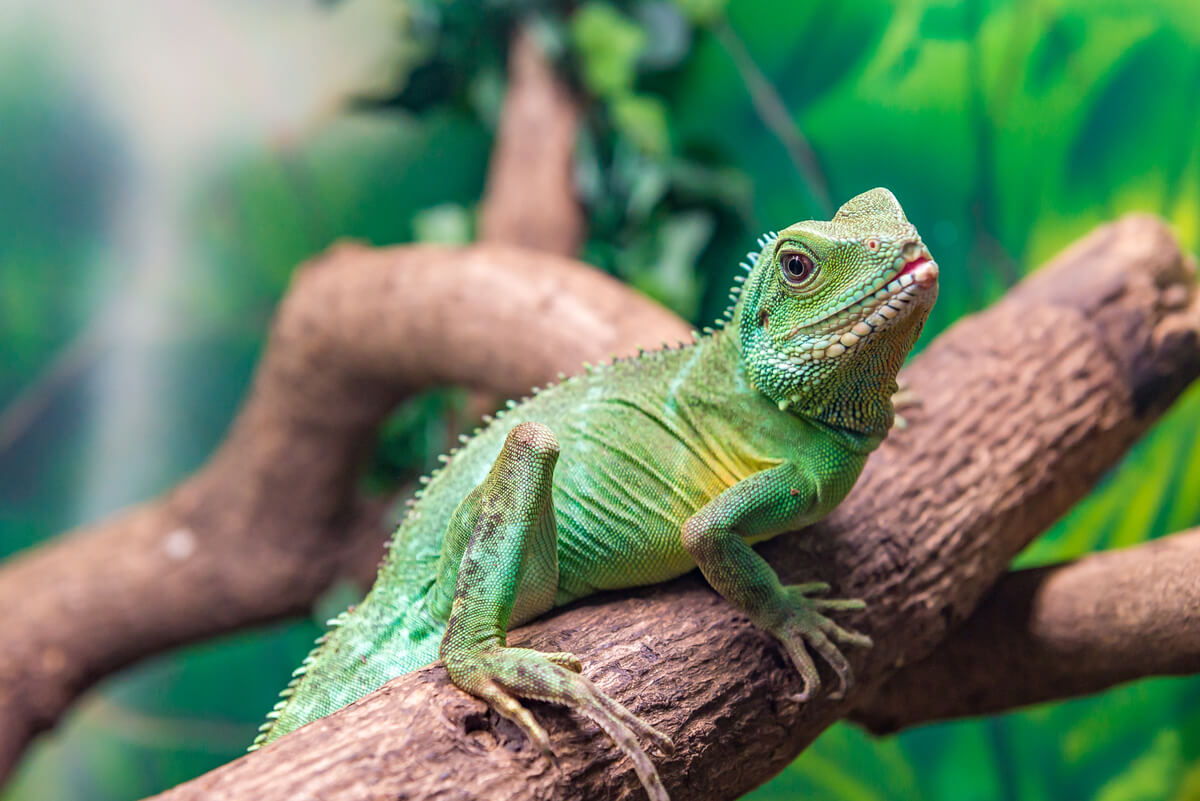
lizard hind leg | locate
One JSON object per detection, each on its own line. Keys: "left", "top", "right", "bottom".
{"left": 437, "top": 422, "right": 673, "bottom": 801}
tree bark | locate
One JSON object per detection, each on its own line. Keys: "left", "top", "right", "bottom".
{"left": 145, "top": 214, "right": 1200, "bottom": 801}
{"left": 851, "top": 526, "right": 1200, "bottom": 733}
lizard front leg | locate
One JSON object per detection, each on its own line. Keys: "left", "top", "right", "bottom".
{"left": 436, "top": 423, "right": 672, "bottom": 801}
{"left": 681, "top": 463, "right": 871, "bottom": 700}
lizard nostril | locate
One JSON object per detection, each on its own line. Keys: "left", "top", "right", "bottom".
{"left": 901, "top": 241, "right": 922, "bottom": 261}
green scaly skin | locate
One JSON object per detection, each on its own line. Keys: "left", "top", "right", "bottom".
{"left": 251, "top": 188, "right": 938, "bottom": 801}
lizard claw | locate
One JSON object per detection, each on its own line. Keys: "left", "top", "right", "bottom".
{"left": 543, "top": 651, "right": 583, "bottom": 672}
{"left": 444, "top": 646, "right": 672, "bottom": 801}
{"left": 774, "top": 583, "right": 872, "bottom": 702}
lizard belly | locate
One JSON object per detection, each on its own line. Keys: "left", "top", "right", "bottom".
{"left": 549, "top": 413, "right": 743, "bottom": 598}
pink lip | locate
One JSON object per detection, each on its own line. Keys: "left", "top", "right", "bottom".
{"left": 899, "top": 255, "right": 931, "bottom": 277}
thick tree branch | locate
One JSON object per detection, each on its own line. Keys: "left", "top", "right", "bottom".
{"left": 146, "top": 215, "right": 1200, "bottom": 801}
{"left": 465, "top": 24, "right": 586, "bottom": 421}
{"left": 0, "top": 244, "right": 690, "bottom": 781}
{"left": 852, "top": 527, "right": 1200, "bottom": 733}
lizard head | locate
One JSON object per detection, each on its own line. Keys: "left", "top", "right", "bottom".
{"left": 734, "top": 187, "right": 938, "bottom": 438}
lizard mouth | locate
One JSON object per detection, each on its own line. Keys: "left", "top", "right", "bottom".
{"left": 786, "top": 247, "right": 938, "bottom": 341}
{"left": 850, "top": 254, "right": 939, "bottom": 331}
{"left": 787, "top": 251, "right": 938, "bottom": 360}
{"left": 898, "top": 254, "right": 938, "bottom": 286}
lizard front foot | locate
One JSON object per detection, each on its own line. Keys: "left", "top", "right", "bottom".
{"left": 772, "top": 582, "right": 872, "bottom": 701}
{"left": 444, "top": 645, "right": 673, "bottom": 801}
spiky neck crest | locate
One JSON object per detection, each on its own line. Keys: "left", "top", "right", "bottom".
{"left": 728, "top": 189, "right": 939, "bottom": 440}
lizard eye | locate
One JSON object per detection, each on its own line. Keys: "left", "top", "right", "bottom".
{"left": 780, "top": 251, "right": 816, "bottom": 285}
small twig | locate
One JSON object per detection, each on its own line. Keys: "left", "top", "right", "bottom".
{"left": 0, "top": 320, "right": 109, "bottom": 455}
{"left": 711, "top": 18, "right": 832, "bottom": 216}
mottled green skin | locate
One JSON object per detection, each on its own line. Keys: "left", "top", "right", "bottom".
{"left": 253, "top": 189, "right": 937, "bottom": 801}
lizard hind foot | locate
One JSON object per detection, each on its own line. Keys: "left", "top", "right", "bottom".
{"left": 434, "top": 421, "right": 670, "bottom": 797}
{"left": 446, "top": 646, "right": 673, "bottom": 801}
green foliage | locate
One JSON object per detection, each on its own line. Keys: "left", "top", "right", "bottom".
{"left": 2, "top": 0, "right": 1200, "bottom": 799}
{"left": 611, "top": 93, "right": 671, "bottom": 157}
{"left": 0, "top": 37, "right": 116, "bottom": 402}
{"left": 365, "top": 388, "right": 466, "bottom": 494}
{"left": 672, "top": 0, "right": 728, "bottom": 26}
{"left": 571, "top": 2, "right": 647, "bottom": 98}
{"left": 412, "top": 203, "right": 474, "bottom": 244}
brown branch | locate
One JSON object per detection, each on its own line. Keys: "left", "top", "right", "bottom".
{"left": 478, "top": 26, "right": 584, "bottom": 256}
{"left": 466, "top": 23, "right": 585, "bottom": 425}
{"left": 0, "top": 243, "right": 690, "bottom": 782}
{"left": 145, "top": 214, "right": 1200, "bottom": 801}
{"left": 851, "top": 527, "right": 1200, "bottom": 733}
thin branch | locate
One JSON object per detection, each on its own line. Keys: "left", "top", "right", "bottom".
{"left": 0, "top": 317, "right": 108, "bottom": 454}
{"left": 711, "top": 18, "right": 832, "bottom": 216}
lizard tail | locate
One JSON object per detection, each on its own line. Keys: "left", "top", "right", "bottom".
{"left": 247, "top": 613, "right": 344, "bottom": 751}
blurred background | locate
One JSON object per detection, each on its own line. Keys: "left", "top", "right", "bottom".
{"left": 2, "top": 0, "right": 1200, "bottom": 799}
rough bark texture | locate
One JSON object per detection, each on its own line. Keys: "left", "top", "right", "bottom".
{"left": 144, "top": 214, "right": 1200, "bottom": 801}
{"left": 853, "top": 526, "right": 1200, "bottom": 733}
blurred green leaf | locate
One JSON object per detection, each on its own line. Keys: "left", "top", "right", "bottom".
{"left": 612, "top": 93, "right": 671, "bottom": 156}
{"left": 671, "top": 0, "right": 728, "bottom": 26}
{"left": 635, "top": 2, "right": 692, "bottom": 69}
{"left": 413, "top": 203, "right": 473, "bottom": 244}
{"left": 570, "top": 2, "right": 647, "bottom": 98}
{"left": 624, "top": 210, "right": 713, "bottom": 317}
{"left": 1094, "top": 730, "right": 1182, "bottom": 801}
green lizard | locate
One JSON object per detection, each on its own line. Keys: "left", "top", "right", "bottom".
{"left": 251, "top": 188, "right": 938, "bottom": 800}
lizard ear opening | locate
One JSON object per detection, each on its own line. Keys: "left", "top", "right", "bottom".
{"left": 834, "top": 188, "right": 908, "bottom": 225}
